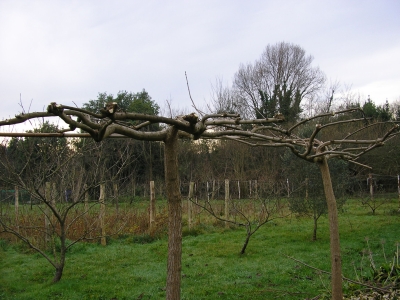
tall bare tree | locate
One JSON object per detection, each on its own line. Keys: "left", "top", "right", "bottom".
{"left": 232, "top": 42, "right": 326, "bottom": 120}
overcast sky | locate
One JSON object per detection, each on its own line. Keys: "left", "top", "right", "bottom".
{"left": 1, "top": 0, "right": 399, "bottom": 127}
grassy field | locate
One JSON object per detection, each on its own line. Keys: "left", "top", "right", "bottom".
{"left": 0, "top": 198, "right": 399, "bottom": 299}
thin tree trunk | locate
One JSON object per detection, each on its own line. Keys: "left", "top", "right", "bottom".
{"left": 53, "top": 225, "right": 66, "bottom": 283}
{"left": 164, "top": 127, "right": 182, "bottom": 300}
{"left": 45, "top": 182, "right": 52, "bottom": 248}
{"left": 53, "top": 264, "right": 64, "bottom": 283}
{"left": 318, "top": 157, "right": 343, "bottom": 300}
{"left": 240, "top": 230, "right": 251, "bottom": 255}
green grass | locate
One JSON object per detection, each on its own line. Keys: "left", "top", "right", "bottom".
{"left": 0, "top": 199, "right": 399, "bottom": 299}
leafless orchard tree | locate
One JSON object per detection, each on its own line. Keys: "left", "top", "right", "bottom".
{"left": 193, "top": 181, "right": 288, "bottom": 255}
{"left": 0, "top": 102, "right": 284, "bottom": 300}
{"left": 0, "top": 135, "right": 131, "bottom": 282}
{"left": 200, "top": 108, "right": 399, "bottom": 299}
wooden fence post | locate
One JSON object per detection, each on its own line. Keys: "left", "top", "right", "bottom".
{"left": 52, "top": 183, "right": 57, "bottom": 204}
{"left": 249, "top": 180, "right": 252, "bottom": 197}
{"left": 45, "top": 182, "right": 52, "bottom": 247}
{"left": 305, "top": 178, "right": 309, "bottom": 199}
{"left": 253, "top": 180, "right": 258, "bottom": 217}
{"left": 398, "top": 175, "right": 400, "bottom": 211}
{"left": 287, "top": 178, "right": 290, "bottom": 198}
{"left": 368, "top": 173, "right": 374, "bottom": 201}
{"left": 188, "top": 182, "right": 194, "bottom": 230}
{"left": 99, "top": 183, "right": 106, "bottom": 246}
{"left": 149, "top": 181, "right": 156, "bottom": 232}
{"left": 225, "top": 179, "right": 229, "bottom": 226}
{"left": 84, "top": 184, "right": 89, "bottom": 213}
{"left": 211, "top": 180, "right": 216, "bottom": 200}
{"left": 206, "top": 181, "right": 210, "bottom": 202}
{"left": 14, "top": 186, "right": 19, "bottom": 231}
{"left": 113, "top": 183, "right": 119, "bottom": 214}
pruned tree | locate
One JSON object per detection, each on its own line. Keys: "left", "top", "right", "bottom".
{"left": 200, "top": 108, "right": 399, "bottom": 299}
{"left": 0, "top": 102, "right": 284, "bottom": 299}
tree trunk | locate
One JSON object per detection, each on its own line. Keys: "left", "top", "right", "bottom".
{"left": 53, "top": 250, "right": 66, "bottom": 282}
{"left": 164, "top": 128, "right": 182, "bottom": 300}
{"left": 240, "top": 230, "right": 251, "bottom": 255}
{"left": 45, "top": 182, "right": 52, "bottom": 248}
{"left": 318, "top": 157, "right": 343, "bottom": 300}
{"left": 53, "top": 264, "right": 64, "bottom": 283}
{"left": 53, "top": 223, "right": 67, "bottom": 283}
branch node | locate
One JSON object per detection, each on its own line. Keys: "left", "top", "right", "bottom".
{"left": 47, "top": 102, "right": 64, "bottom": 115}
{"left": 100, "top": 102, "right": 119, "bottom": 117}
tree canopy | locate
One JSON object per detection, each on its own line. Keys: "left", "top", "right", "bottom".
{"left": 232, "top": 42, "right": 326, "bottom": 121}
{"left": 83, "top": 89, "right": 159, "bottom": 116}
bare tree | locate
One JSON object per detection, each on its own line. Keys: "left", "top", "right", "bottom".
{"left": 0, "top": 135, "right": 128, "bottom": 282}
{"left": 200, "top": 108, "right": 399, "bottom": 299}
{"left": 232, "top": 42, "right": 326, "bottom": 120}
{"left": 193, "top": 181, "right": 287, "bottom": 254}
{"left": 0, "top": 102, "right": 284, "bottom": 299}
{"left": 210, "top": 78, "right": 238, "bottom": 114}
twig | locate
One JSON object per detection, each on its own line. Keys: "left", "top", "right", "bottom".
{"left": 185, "top": 71, "right": 205, "bottom": 117}
{"left": 166, "top": 99, "right": 173, "bottom": 118}
{"left": 285, "top": 255, "right": 390, "bottom": 294}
